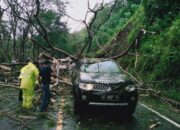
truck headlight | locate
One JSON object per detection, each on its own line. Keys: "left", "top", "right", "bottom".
{"left": 79, "top": 83, "right": 94, "bottom": 91}
{"left": 125, "top": 85, "right": 136, "bottom": 92}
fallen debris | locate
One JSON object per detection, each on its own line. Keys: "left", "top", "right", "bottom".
{"left": 18, "top": 115, "right": 37, "bottom": 120}
{"left": 0, "top": 83, "right": 19, "bottom": 89}
{"left": 0, "top": 54, "right": 74, "bottom": 130}
{"left": 138, "top": 88, "right": 180, "bottom": 109}
{"left": 0, "top": 65, "right": 11, "bottom": 71}
{"left": 18, "top": 118, "right": 37, "bottom": 130}
{"left": 149, "top": 121, "right": 161, "bottom": 129}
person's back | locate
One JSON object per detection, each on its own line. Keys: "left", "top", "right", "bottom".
{"left": 40, "top": 66, "right": 52, "bottom": 85}
{"left": 20, "top": 62, "right": 39, "bottom": 89}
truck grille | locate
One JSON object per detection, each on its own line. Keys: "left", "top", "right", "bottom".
{"left": 92, "top": 84, "right": 120, "bottom": 91}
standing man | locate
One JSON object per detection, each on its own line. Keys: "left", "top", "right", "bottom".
{"left": 39, "top": 60, "right": 52, "bottom": 112}
{"left": 19, "top": 58, "right": 39, "bottom": 109}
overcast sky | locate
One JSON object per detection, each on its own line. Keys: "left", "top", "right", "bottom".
{"left": 63, "top": 0, "right": 113, "bottom": 32}
{"left": 0, "top": 0, "right": 113, "bottom": 32}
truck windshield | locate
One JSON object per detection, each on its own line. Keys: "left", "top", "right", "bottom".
{"left": 81, "top": 61, "right": 121, "bottom": 73}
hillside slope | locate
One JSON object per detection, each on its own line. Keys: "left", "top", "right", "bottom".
{"left": 94, "top": 0, "right": 180, "bottom": 101}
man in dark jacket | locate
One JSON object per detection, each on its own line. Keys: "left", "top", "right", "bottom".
{"left": 39, "top": 60, "right": 52, "bottom": 112}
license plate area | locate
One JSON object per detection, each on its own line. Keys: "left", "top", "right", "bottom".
{"left": 101, "top": 95, "right": 119, "bottom": 101}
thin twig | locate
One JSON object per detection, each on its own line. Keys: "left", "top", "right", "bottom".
{"left": 6, "top": 114, "right": 24, "bottom": 123}
{"left": 18, "top": 118, "right": 36, "bottom": 130}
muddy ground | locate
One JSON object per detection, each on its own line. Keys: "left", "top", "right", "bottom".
{"left": 0, "top": 82, "right": 180, "bottom": 130}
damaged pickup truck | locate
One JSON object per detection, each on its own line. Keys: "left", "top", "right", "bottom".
{"left": 71, "top": 58, "right": 138, "bottom": 117}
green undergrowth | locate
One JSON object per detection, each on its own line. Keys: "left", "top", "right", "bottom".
{"left": 162, "top": 89, "right": 180, "bottom": 101}
{"left": 119, "top": 1, "right": 180, "bottom": 101}
{"left": 140, "top": 96, "right": 180, "bottom": 124}
{"left": 88, "top": 1, "right": 141, "bottom": 57}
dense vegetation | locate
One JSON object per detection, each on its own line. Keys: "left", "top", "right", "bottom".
{"left": 91, "top": 0, "right": 140, "bottom": 48}
{"left": 120, "top": 0, "right": 180, "bottom": 100}
{"left": 115, "top": 0, "right": 180, "bottom": 100}
{"left": 0, "top": 0, "right": 69, "bottom": 62}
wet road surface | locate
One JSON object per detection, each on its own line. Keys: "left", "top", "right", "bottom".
{"left": 0, "top": 87, "right": 180, "bottom": 130}
{"left": 54, "top": 87, "right": 180, "bottom": 130}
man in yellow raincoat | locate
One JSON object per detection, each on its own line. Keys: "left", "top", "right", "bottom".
{"left": 19, "top": 60, "right": 39, "bottom": 109}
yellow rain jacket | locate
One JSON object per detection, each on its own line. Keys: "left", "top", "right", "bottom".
{"left": 20, "top": 62, "right": 39, "bottom": 89}
{"left": 19, "top": 62, "right": 39, "bottom": 109}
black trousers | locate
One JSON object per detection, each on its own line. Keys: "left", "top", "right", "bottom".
{"left": 18, "top": 89, "right": 23, "bottom": 101}
{"left": 40, "top": 83, "right": 50, "bottom": 112}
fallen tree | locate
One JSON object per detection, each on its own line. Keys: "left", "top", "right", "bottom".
{"left": 0, "top": 82, "right": 19, "bottom": 89}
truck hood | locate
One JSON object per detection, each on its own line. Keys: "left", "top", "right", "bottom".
{"left": 80, "top": 72, "right": 126, "bottom": 84}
